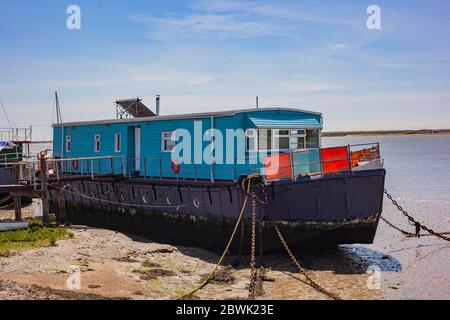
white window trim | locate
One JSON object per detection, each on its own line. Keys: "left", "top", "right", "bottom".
{"left": 161, "top": 131, "right": 176, "bottom": 153}
{"left": 94, "top": 134, "right": 101, "bottom": 153}
{"left": 65, "top": 135, "right": 71, "bottom": 153}
{"left": 114, "top": 133, "right": 121, "bottom": 153}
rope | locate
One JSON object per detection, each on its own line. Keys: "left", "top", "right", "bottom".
{"left": 175, "top": 174, "right": 258, "bottom": 300}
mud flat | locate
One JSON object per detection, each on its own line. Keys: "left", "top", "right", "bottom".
{"left": 0, "top": 198, "right": 449, "bottom": 300}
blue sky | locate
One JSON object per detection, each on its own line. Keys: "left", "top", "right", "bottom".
{"left": 1, "top": 0, "right": 449, "bottom": 139}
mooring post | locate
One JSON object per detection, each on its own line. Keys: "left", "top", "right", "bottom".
{"left": 57, "top": 183, "right": 66, "bottom": 223}
{"left": 13, "top": 194, "right": 22, "bottom": 222}
{"left": 40, "top": 156, "right": 50, "bottom": 226}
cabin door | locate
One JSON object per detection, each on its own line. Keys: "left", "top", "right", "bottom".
{"left": 135, "top": 127, "right": 141, "bottom": 172}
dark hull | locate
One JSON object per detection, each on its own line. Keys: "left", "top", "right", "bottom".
{"left": 49, "top": 169, "right": 385, "bottom": 252}
{"left": 0, "top": 167, "right": 14, "bottom": 199}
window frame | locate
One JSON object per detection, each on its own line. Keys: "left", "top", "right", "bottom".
{"left": 114, "top": 132, "right": 121, "bottom": 153}
{"left": 65, "top": 135, "right": 71, "bottom": 153}
{"left": 94, "top": 134, "right": 101, "bottom": 153}
{"left": 161, "top": 131, "right": 176, "bottom": 153}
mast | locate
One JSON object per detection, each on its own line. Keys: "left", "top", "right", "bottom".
{"left": 55, "top": 92, "right": 63, "bottom": 124}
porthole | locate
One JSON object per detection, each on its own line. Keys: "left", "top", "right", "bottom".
{"left": 91, "top": 190, "right": 97, "bottom": 198}
{"left": 143, "top": 193, "right": 149, "bottom": 204}
{"left": 120, "top": 192, "right": 127, "bottom": 201}
{"left": 166, "top": 196, "right": 172, "bottom": 205}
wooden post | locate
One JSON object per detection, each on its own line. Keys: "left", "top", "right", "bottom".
{"left": 40, "top": 156, "right": 50, "bottom": 226}
{"left": 57, "top": 183, "right": 66, "bottom": 223}
{"left": 13, "top": 195, "right": 22, "bottom": 222}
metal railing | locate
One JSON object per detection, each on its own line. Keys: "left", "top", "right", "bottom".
{"left": 0, "top": 143, "right": 382, "bottom": 189}
{"left": 0, "top": 127, "right": 32, "bottom": 143}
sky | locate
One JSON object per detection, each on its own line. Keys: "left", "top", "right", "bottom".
{"left": 0, "top": 0, "right": 449, "bottom": 140}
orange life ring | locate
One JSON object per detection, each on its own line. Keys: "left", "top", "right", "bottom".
{"left": 171, "top": 160, "right": 181, "bottom": 174}
{"left": 72, "top": 159, "right": 79, "bottom": 170}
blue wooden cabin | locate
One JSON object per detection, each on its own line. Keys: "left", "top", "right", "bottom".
{"left": 52, "top": 107, "right": 323, "bottom": 181}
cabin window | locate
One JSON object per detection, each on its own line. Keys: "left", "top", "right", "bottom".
{"left": 65, "top": 135, "right": 71, "bottom": 153}
{"left": 114, "top": 133, "right": 121, "bottom": 153}
{"left": 246, "top": 129, "right": 257, "bottom": 151}
{"left": 306, "top": 130, "right": 320, "bottom": 148}
{"left": 162, "top": 131, "right": 176, "bottom": 152}
{"left": 94, "top": 134, "right": 101, "bottom": 153}
{"left": 258, "top": 129, "right": 272, "bottom": 150}
{"left": 272, "top": 129, "right": 291, "bottom": 150}
{"left": 289, "top": 130, "right": 306, "bottom": 149}
{"left": 253, "top": 129, "right": 317, "bottom": 151}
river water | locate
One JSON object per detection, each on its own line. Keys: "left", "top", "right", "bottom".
{"left": 321, "top": 134, "right": 450, "bottom": 300}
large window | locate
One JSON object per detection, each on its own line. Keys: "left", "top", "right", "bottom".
{"left": 162, "top": 131, "right": 176, "bottom": 152}
{"left": 94, "top": 134, "right": 101, "bottom": 153}
{"left": 246, "top": 129, "right": 320, "bottom": 152}
{"left": 65, "top": 135, "right": 71, "bottom": 153}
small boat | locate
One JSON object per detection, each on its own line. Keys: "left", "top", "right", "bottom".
{"left": 44, "top": 98, "right": 385, "bottom": 252}
{"left": 0, "top": 221, "right": 29, "bottom": 232}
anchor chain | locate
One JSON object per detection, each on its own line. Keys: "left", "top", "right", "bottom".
{"left": 384, "top": 189, "right": 450, "bottom": 242}
{"left": 274, "top": 225, "right": 341, "bottom": 300}
{"left": 248, "top": 193, "right": 258, "bottom": 299}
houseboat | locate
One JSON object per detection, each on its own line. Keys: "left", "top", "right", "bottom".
{"left": 0, "top": 127, "right": 33, "bottom": 201}
{"left": 49, "top": 98, "right": 385, "bottom": 252}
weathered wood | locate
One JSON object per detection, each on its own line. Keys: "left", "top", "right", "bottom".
{"left": 57, "top": 183, "right": 66, "bottom": 223}
{"left": 0, "top": 185, "right": 35, "bottom": 193}
{"left": 40, "top": 157, "right": 50, "bottom": 226}
{"left": 13, "top": 195, "right": 21, "bottom": 221}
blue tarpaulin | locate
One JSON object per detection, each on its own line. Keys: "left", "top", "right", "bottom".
{"left": 0, "top": 141, "right": 16, "bottom": 152}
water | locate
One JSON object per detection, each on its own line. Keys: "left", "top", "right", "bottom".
{"left": 323, "top": 134, "right": 450, "bottom": 201}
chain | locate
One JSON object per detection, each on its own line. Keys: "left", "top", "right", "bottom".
{"left": 248, "top": 193, "right": 258, "bottom": 299}
{"left": 274, "top": 224, "right": 341, "bottom": 300}
{"left": 380, "top": 216, "right": 416, "bottom": 238}
{"left": 384, "top": 189, "right": 450, "bottom": 242}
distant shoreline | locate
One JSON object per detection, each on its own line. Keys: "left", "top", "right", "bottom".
{"left": 322, "top": 129, "right": 450, "bottom": 137}
{"left": 25, "top": 129, "right": 450, "bottom": 142}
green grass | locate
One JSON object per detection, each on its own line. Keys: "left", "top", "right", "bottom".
{"left": 0, "top": 221, "right": 72, "bottom": 256}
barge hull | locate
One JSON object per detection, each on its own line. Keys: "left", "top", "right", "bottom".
{"left": 49, "top": 169, "right": 385, "bottom": 252}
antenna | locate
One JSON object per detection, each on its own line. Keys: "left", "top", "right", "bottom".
{"left": 0, "top": 99, "right": 12, "bottom": 128}
{"left": 55, "top": 92, "right": 63, "bottom": 124}
{"left": 256, "top": 96, "right": 259, "bottom": 109}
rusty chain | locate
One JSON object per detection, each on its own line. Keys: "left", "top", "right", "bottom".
{"left": 274, "top": 224, "right": 341, "bottom": 300}
{"left": 384, "top": 189, "right": 450, "bottom": 242}
{"left": 248, "top": 193, "right": 258, "bottom": 299}
{"left": 380, "top": 216, "right": 417, "bottom": 238}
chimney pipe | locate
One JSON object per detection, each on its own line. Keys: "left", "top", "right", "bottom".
{"left": 156, "top": 95, "right": 160, "bottom": 116}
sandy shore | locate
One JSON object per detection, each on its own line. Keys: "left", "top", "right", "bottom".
{"left": 0, "top": 198, "right": 449, "bottom": 300}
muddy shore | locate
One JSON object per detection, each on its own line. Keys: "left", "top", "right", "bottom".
{"left": 0, "top": 197, "right": 449, "bottom": 300}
